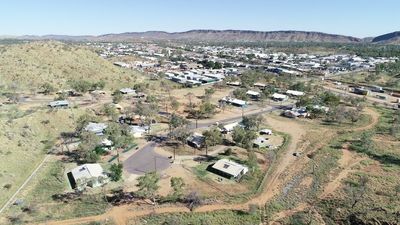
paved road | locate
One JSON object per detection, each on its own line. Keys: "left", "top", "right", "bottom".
{"left": 123, "top": 142, "right": 171, "bottom": 175}
{"left": 123, "top": 104, "right": 288, "bottom": 175}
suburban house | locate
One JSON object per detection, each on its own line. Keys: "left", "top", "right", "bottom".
{"left": 286, "top": 90, "right": 305, "bottom": 97}
{"left": 119, "top": 88, "right": 136, "bottom": 95}
{"left": 220, "top": 121, "right": 240, "bottom": 134}
{"left": 220, "top": 96, "right": 247, "bottom": 107}
{"left": 254, "top": 82, "right": 267, "bottom": 90}
{"left": 67, "top": 163, "right": 109, "bottom": 191}
{"left": 101, "top": 138, "right": 113, "bottom": 150}
{"left": 84, "top": 122, "right": 108, "bottom": 136}
{"left": 129, "top": 125, "right": 149, "bottom": 138}
{"left": 253, "top": 137, "right": 269, "bottom": 148}
{"left": 272, "top": 93, "right": 289, "bottom": 101}
{"left": 187, "top": 133, "right": 205, "bottom": 149}
{"left": 48, "top": 100, "right": 69, "bottom": 108}
{"left": 283, "top": 107, "right": 309, "bottom": 118}
{"left": 209, "top": 159, "right": 249, "bottom": 180}
{"left": 226, "top": 81, "right": 241, "bottom": 87}
{"left": 246, "top": 90, "right": 261, "bottom": 100}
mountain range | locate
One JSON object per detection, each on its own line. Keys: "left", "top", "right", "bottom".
{"left": 3, "top": 30, "right": 400, "bottom": 44}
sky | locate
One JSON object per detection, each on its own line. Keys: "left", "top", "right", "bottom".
{"left": 0, "top": 0, "right": 399, "bottom": 37}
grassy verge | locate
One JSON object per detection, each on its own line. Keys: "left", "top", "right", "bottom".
{"left": 130, "top": 210, "right": 260, "bottom": 225}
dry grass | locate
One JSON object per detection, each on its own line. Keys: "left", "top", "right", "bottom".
{"left": 0, "top": 106, "right": 86, "bottom": 209}
{"left": 0, "top": 41, "right": 142, "bottom": 91}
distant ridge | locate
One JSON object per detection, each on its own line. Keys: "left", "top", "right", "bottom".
{"left": 7, "top": 30, "right": 361, "bottom": 43}
{"left": 372, "top": 31, "right": 400, "bottom": 44}
{"left": 2, "top": 29, "right": 399, "bottom": 44}
{"left": 94, "top": 30, "right": 362, "bottom": 43}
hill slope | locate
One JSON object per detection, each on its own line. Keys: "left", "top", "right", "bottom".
{"left": 372, "top": 31, "right": 400, "bottom": 44}
{"left": 0, "top": 41, "right": 140, "bottom": 91}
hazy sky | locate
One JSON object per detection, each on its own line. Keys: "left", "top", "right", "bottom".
{"left": 0, "top": 0, "right": 399, "bottom": 37}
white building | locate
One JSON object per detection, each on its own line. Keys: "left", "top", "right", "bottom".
{"left": 272, "top": 93, "right": 288, "bottom": 101}
{"left": 67, "top": 164, "right": 109, "bottom": 190}
{"left": 211, "top": 159, "right": 249, "bottom": 180}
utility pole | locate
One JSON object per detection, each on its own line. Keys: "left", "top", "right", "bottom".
{"left": 154, "top": 157, "right": 157, "bottom": 172}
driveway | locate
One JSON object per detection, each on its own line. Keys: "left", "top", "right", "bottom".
{"left": 123, "top": 142, "right": 172, "bottom": 175}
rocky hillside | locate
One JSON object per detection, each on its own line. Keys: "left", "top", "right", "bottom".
{"left": 0, "top": 41, "right": 140, "bottom": 91}
{"left": 372, "top": 31, "right": 400, "bottom": 44}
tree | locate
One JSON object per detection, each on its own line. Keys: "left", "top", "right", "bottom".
{"left": 170, "top": 97, "right": 180, "bottom": 112}
{"left": 202, "top": 127, "right": 223, "bottom": 156}
{"left": 185, "top": 192, "right": 202, "bottom": 211}
{"left": 40, "top": 82, "right": 55, "bottom": 95}
{"left": 69, "top": 80, "right": 92, "bottom": 93}
{"left": 232, "top": 88, "right": 249, "bottom": 101}
{"left": 169, "top": 177, "right": 185, "bottom": 201}
{"left": 105, "top": 122, "right": 134, "bottom": 162}
{"left": 169, "top": 114, "right": 189, "bottom": 133}
{"left": 242, "top": 115, "right": 263, "bottom": 130}
{"left": 78, "top": 131, "right": 101, "bottom": 163}
{"left": 232, "top": 126, "right": 257, "bottom": 149}
{"left": 75, "top": 113, "right": 99, "bottom": 134}
{"left": 170, "top": 127, "right": 192, "bottom": 146}
{"left": 204, "top": 88, "right": 215, "bottom": 101}
{"left": 185, "top": 92, "right": 196, "bottom": 112}
{"left": 136, "top": 172, "right": 160, "bottom": 203}
{"left": 102, "top": 103, "right": 118, "bottom": 120}
{"left": 320, "top": 92, "right": 340, "bottom": 107}
{"left": 247, "top": 151, "right": 258, "bottom": 171}
{"left": 112, "top": 91, "right": 123, "bottom": 104}
{"left": 135, "top": 101, "right": 159, "bottom": 129}
{"left": 198, "top": 101, "right": 216, "bottom": 118}
{"left": 345, "top": 108, "right": 361, "bottom": 123}
{"left": 109, "top": 163, "right": 123, "bottom": 181}
{"left": 345, "top": 176, "right": 369, "bottom": 209}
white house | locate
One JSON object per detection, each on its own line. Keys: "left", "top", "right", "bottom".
{"left": 48, "top": 100, "right": 69, "bottom": 108}
{"left": 210, "top": 159, "right": 249, "bottom": 180}
{"left": 246, "top": 90, "right": 261, "bottom": 100}
{"left": 119, "top": 88, "right": 136, "bottom": 95}
{"left": 67, "top": 164, "right": 109, "bottom": 190}
{"left": 286, "top": 90, "right": 305, "bottom": 97}
{"left": 84, "top": 122, "right": 108, "bottom": 136}
{"left": 272, "top": 93, "right": 288, "bottom": 101}
{"left": 129, "top": 125, "right": 149, "bottom": 138}
{"left": 220, "top": 96, "right": 247, "bottom": 107}
{"left": 220, "top": 121, "right": 240, "bottom": 133}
